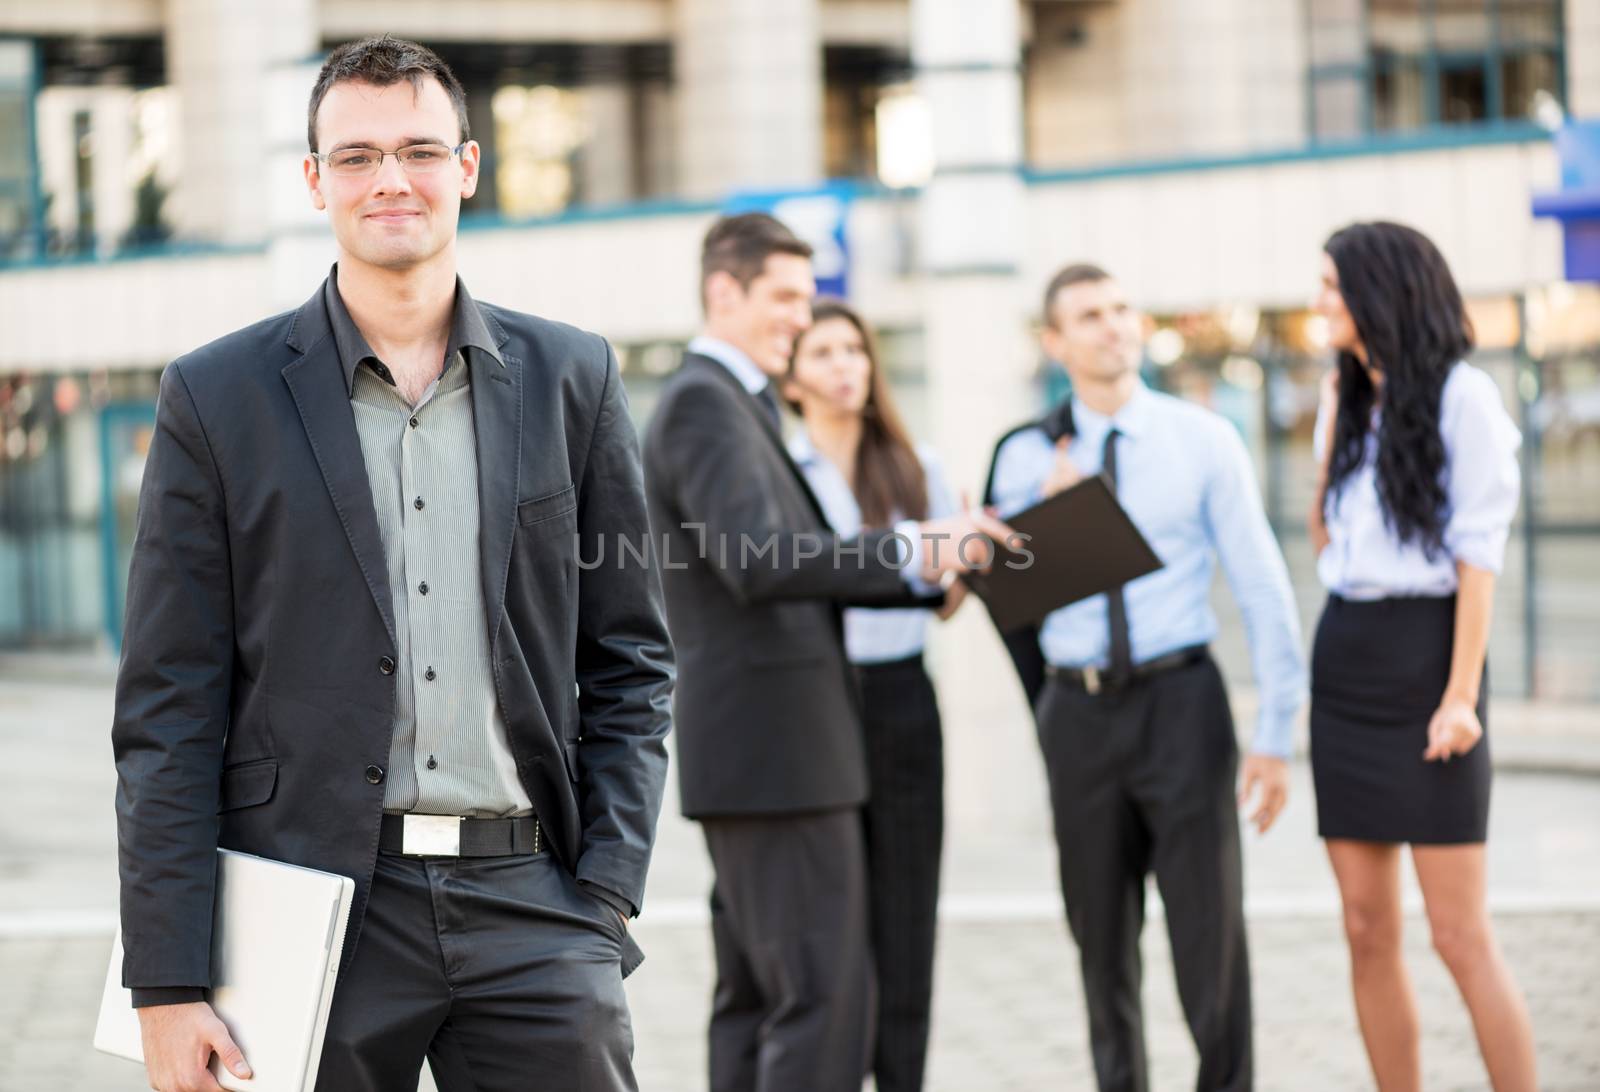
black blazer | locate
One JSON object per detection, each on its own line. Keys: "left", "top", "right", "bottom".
{"left": 643, "top": 353, "right": 923, "bottom": 818}
{"left": 112, "top": 280, "right": 674, "bottom": 992}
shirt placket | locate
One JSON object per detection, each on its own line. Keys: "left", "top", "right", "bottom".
{"left": 400, "top": 393, "right": 442, "bottom": 798}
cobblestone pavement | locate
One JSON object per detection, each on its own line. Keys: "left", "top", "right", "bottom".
{"left": 3, "top": 677, "right": 1598, "bottom": 1091}
{"left": 3, "top": 910, "right": 1597, "bottom": 1091}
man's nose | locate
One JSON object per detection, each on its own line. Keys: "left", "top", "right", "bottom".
{"left": 371, "top": 153, "right": 412, "bottom": 195}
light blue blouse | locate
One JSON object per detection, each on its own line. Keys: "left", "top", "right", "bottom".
{"left": 788, "top": 432, "right": 957, "bottom": 665}
{"left": 1316, "top": 362, "right": 1522, "bottom": 599}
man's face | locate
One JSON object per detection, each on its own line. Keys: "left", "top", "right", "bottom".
{"left": 1040, "top": 277, "right": 1144, "bottom": 384}
{"left": 705, "top": 253, "right": 816, "bottom": 377}
{"left": 304, "top": 77, "right": 479, "bottom": 272}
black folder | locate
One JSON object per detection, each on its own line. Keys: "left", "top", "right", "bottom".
{"left": 962, "top": 475, "right": 1163, "bottom": 631}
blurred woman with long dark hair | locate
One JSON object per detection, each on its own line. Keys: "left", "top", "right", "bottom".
{"left": 1309, "top": 222, "right": 1535, "bottom": 1092}
{"left": 783, "top": 298, "right": 962, "bottom": 1092}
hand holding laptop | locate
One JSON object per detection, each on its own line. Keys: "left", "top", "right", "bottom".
{"left": 139, "top": 1001, "right": 252, "bottom": 1092}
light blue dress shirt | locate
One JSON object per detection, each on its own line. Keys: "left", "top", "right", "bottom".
{"left": 990, "top": 383, "right": 1307, "bottom": 757}
{"left": 1316, "top": 361, "right": 1521, "bottom": 598}
{"left": 789, "top": 432, "right": 957, "bottom": 664}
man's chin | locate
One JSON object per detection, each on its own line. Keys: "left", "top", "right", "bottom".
{"left": 345, "top": 238, "right": 440, "bottom": 272}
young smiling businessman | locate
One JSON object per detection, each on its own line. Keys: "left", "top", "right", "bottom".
{"left": 113, "top": 37, "right": 672, "bottom": 1092}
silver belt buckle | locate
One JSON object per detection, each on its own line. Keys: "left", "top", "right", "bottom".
{"left": 1082, "top": 665, "right": 1102, "bottom": 696}
{"left": 402, "top": 814, "right": 462, "bottom": 856}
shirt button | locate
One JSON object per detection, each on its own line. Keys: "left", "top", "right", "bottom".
{"left": 418, "top": 581, "right": 429, "bottom": 596}
{"left": 424, "top": 666, "right": 437, "bottom": 682}
{"left": 409, "top": 416, "right": 419, "bottom": 429}
{"left": 378, "top": 655, "right": 396, "bottom": 675}
{"left": 364, "top": 765, "right": 384, "bottom": 784}
{"left": 414, "top": 496, "right": 425, "bottom": 511}
{"left": 426, "top": 755, "right": 438, "bottom": 770}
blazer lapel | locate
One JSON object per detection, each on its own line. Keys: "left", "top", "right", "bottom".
{"left": 684, "top": 353, "right": 834, "bottom": 529}
{"left": 281, "top": 289, "right": 396, "bottom": 645}
{"left": 469, "top": 319, "right": 521, "bottom": 652}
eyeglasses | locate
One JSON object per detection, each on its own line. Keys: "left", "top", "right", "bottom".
{"left": 311, "top": 143, "right": 465, "bottom": 177}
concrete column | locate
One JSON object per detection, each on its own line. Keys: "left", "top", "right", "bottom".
{"left": 575, "top": 81, "right": 637, "bottom": 207}
{"left": 1568, "top": 0, "right": 1600, "bottom": 120}
{"left": 910, "top": 0, "right": 1038, "bottom": 829}
{"left": 673, "top": 0, "right": 822, "bottom": 198}
{"left": 164, "top": 0, "right": 317, "bottom": 247}
{"left": 256, "top": 0, "right": 329, "bottom": 309}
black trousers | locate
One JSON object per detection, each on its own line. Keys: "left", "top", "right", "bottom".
{"left": 1035, "top": 654, "right": 1252, "bottom": 1092}
{"left": 315, "top": 850, "right": 641, "bottom": 1092}
{"left": 858, "top": 655, "right": 944, "bottom": 1092}
{"left": 701, "top": 809, "right": 875, "bottom": 1092}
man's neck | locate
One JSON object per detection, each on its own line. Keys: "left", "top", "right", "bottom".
{"left": 805, "top": 412, "right": 863, "bottom": 486}
{"left": 1069, "top": 372, "right": 1139, "bottom": 421}
{"left": 337, "top": 252, "right": 457, "bottom": 375}
{"left": 697, "top": 325, "right": 779, "bottom": 379}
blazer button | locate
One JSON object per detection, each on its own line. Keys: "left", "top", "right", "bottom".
{"left": 379, "top": 655, "right": 396, "bottom": 675}
{"left": 364, "top": 765, "right": 384, "bottom": 784}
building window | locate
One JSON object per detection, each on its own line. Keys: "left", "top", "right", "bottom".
{"left": 1307, "top": 0, "right": 1565, "bottom": 141}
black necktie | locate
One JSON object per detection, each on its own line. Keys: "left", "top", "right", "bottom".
{"left": 1101, "top": 427, "right": 1134, "bottom": 676}
{"left": 756, "top": 385, "right": 782, "bottom": 431}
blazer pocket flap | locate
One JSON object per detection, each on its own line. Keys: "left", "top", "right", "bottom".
{"left": 518, "top": 485, "right": 577, "bottom": 526}
{"left": 218, "top": 759, "right": 278, "bottom": 812}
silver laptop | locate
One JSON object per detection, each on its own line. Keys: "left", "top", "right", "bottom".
{"left": 95, "top": 848, "right": 356, "bottom": 1092}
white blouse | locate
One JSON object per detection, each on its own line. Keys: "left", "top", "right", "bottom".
{"left": 1317, "top": 362, "right": 1521, "bottom": 599}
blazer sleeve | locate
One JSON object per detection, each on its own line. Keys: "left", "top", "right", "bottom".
{"left": 654, "top": 380, "right": 916, "bottom": 607}
{"left": 111, "top": 361, "right": 233, "bottom": 992}
{"left": 571, "top": 339, "right": 675, "bottom": 913}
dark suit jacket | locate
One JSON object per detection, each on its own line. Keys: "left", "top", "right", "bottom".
{"left": 643, "top": 353, "right": 924, "bottom": 819}
{"left": 112, "top": 280, "right": 674, "bottom": 993}
{"left": 981, "top": 395, "right": 1078, "bottom": 710}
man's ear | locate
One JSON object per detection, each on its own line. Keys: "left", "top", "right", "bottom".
{"left": 1039, "top": 322, "right": 1065, "bottom": 366}
{"left": 458, "top": 140, "right": 482, "bottom": 200}
{"left": 704, "top": 270, "right": 741, "bottom": 317}
{"left": 304, "top": 155, "right": 327, "bottom": 211}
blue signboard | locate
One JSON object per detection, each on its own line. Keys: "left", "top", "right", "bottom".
{"left": 1532, "top": 121, "right": 1600, "bottom": 283}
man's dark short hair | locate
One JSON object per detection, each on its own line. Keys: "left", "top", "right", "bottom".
{"left": 1042, "top": 263, "right": 1114, "bottom": 328}
{"left": 701, "top": 213, "right": 814, "bottom": 302}
{"left": 307, "top": 35, "right": 469, "bottom": 153}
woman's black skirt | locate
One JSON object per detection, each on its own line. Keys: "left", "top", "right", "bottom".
{"left": 1310, "top": 594, "right": 1492, "bottom": 845}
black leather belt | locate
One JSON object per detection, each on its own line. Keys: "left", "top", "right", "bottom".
{"left": 379, "top": 813, "right": 543, "bottom": 857}
{"left": 1045, "top": 645, "right": 1208, "bottom": 696}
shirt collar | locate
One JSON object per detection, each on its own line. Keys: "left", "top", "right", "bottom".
{"left": 325, "top": 263, "right": 504, "bottom": 396}
{"left": 1070, "top": 381, "right": 1153, "bottom": 442}
{"left": 688, "top": 334, "right": 771, "bottom": 397}
{"left": 787, "top": 429, "right": 819, "bottom": 466}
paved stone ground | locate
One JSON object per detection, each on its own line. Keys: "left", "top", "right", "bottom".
{"left": 3, "top": 675, "right": 1598, "bottom": 1091}
{"left": 3, "top": 911, "right": 1598, "bottom": 1091}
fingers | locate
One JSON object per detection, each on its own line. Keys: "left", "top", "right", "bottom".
{"left": 1253, "top": 780, "right": 1287, "bottom": 834}
{"left": 968, "top": 509, "right": 1015, "bottom": 545}
{"left": 1422, "top": 711, "right": 1449, "bottom": 762}
{"left": 207, "top": 1022, "right": 251, "bottom": 1082}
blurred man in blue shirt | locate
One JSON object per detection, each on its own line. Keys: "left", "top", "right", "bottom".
{"left": 986, "top": 264, "right": 1307, "bottom": 1092}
